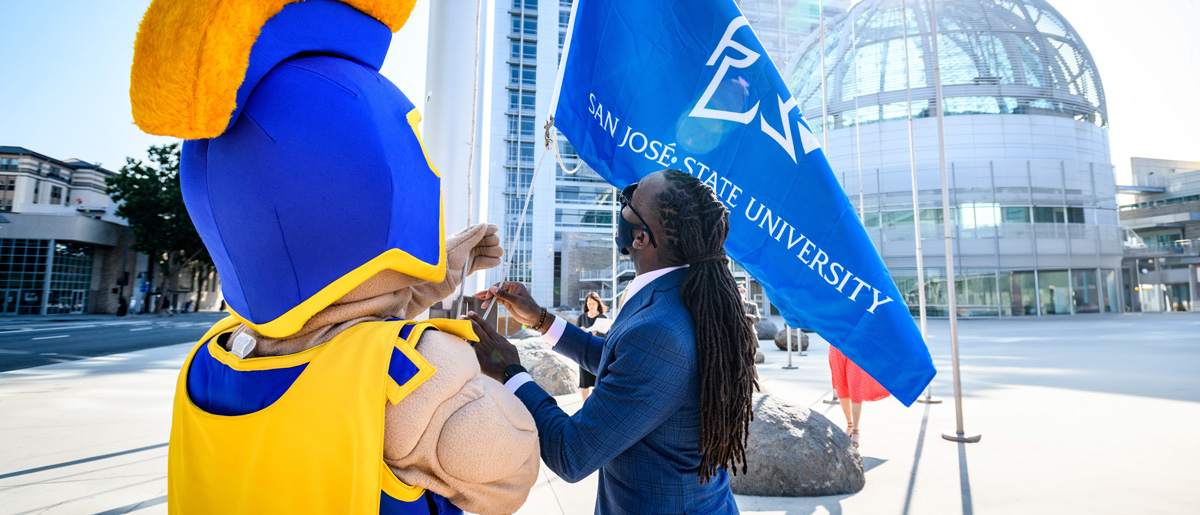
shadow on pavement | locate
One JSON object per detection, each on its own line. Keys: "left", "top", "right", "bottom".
{"left": 0, "top": 442, "right": 168, "bottom": 480}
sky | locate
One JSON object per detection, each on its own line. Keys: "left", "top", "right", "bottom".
{"left": 0, "top": 0, "right": 1196, "bottom": 182}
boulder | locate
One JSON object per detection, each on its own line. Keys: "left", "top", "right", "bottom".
{"left": 509, "top": 327, "right": 542, "bottom": 339}
{"left": 774, "top": 328, "right": 809, "bottom": 351}
{"left": 512, "top": 337, "right": 578, "bottom": 395}
{"left": 754, "top": 350, "right": 765, "bottom": 364}
{"left": 730, "top": 394, "right": 864, "bottom": 497}
{"left": 754, "top": 319, "right": 778, "bottom": 341}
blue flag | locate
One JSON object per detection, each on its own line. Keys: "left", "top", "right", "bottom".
{"left": 553, "top": 0, "right": 935, "bottom": 405}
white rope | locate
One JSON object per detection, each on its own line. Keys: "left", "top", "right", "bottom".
{"left": 551, "top": 127, "right": 584, "bottom": 175}
{"left": 453, "top": 0, "right": 484, "bottom": 319}
{"left": 482, "top": 118, "right": 555, "bottom": 320}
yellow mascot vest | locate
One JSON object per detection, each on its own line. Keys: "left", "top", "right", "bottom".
{"left": 167, "top": 317, "right": 474, "bottom": 514}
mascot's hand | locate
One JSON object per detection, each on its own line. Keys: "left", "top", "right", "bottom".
{"left": 401, "top": 224, "right": 502, "bottom": 319}
{"left": 446, "top": 223, "right": 503, "bottom": 276}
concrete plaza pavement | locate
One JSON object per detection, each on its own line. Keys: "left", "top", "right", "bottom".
{"left": 1, "top": 312, "right": 1198, "bottom": 514}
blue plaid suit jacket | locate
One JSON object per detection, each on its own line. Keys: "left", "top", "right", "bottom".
{"left": 514, "top": 269, "right": 738, "bottom": 515}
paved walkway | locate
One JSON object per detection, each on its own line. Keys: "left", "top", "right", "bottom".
{"left": 2, "top": 313, "right": 1198, "bottom": 514}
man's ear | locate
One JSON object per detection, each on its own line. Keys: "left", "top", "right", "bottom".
{"left": 631, "top": 228, "right": 650, "bottom": 252}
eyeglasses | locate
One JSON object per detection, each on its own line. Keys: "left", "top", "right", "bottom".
{"left": 620, "top": 183, "right": 658, "bottom": 248}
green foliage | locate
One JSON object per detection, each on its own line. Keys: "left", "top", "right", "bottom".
{"left": 107, "top": 144, "right": 209, "bottom": 271}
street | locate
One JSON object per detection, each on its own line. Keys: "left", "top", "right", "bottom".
{"left": 0, "top": 313, "right": 227, "bottom": 372}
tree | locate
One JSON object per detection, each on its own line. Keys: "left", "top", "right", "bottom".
{"left": 107, "top": 144, "right": 211, "bottom": 313}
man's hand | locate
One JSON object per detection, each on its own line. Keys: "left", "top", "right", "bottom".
{"left": 462, "top": 311, "right": 521, "bottom": 383}
{"left": 474, "top": 281, "right": 556, "bottom": 332}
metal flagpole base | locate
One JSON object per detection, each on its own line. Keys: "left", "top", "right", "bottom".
{"left": 942, "top": 432, "right": 981, "bottom": 443}
{"left": 916, "top": 397, "right": 943, "bottom": 404}
{"left": 782, "top": 365, "right": 798, "bottom": 370}
{"left": 822, "top": 394, "right": 840, "bottom": 405}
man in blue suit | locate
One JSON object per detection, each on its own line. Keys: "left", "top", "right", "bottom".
{"left": 466, "top": 169, "right": 759, "bottom": 514}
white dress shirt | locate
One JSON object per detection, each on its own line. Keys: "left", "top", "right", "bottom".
{"left": 504, "top": 265, "right": 688, "bottom": 393}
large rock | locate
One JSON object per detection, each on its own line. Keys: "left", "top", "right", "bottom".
{"left": 754, "top": 350, "right": 765, "bottom": 364}
{"left": 730, "top": 394, "right": 864, "bottom": 497}
{"left": 754, "top": 319, "right": 778, "bottom": 341}
{"left": 774, "top": 328, "right": 809, "bottom": 351}
{"left": 512, "top": 337, "right": 578, "bottom": 395}
{"left": 509, "top": 327, "right": 542, "bottom": 339}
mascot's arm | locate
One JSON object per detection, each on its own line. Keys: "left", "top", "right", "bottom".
{"left": 402, "top": 223, "right": 502, "bottom": 319}
{"left": 383, "top": 330, "right": 539, "bottom": 515}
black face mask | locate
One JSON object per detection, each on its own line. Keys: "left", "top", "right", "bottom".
{"left": 616, "top": 183, "right": 657, "bottom": 256}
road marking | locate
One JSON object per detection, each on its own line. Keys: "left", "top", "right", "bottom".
{"left": 0, "top": 324, "right": 97, "bottom": 334}
{"left": 129, "top": 327, "right": 153, "bottom": 332}
{"left": 32, "top": 335, "right": 69, "bottom": 340}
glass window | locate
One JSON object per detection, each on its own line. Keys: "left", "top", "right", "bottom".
{"left": 1033, "top": 207, "right": 1064, "bottom": 223}
{"left": 50, "top": 186, "right": 63, "bottom": 205}
{"left": 508, "top": 91, "right": 535, "bottom": 112}
{"left": 1101, "top": 269, "right": 1119, "bottom": 313}
{"left": 952, "top": 271, "right": 999, "bottom": 316}
{"left": 506, "top": 142, "right": 535, "bottom": 167}
{"left": 884, "top": 210, "right": 913, "bottom": 227}
{"left": 555, "top": 208, "right": 613, "bottom": 227}
{"left": 510, "top": 41, "right": 536, "bottom": 60}
{"left": 1009, "top": 271, "right": 1037, "bottom": 315}
{"left": 1071, "top": 269, "right": 1100, "bottom": 314}
{"left": 1003, "top": 206, "right": 1030, "bottom": 223}
{"left": 0, "top": 158, "right": 17, "bottom": 171}
{"left": 1067, "top": 207, "right": 1085, "bottom": 224}
{"left": 509, "top": 64, "right": 536, "bottom": 86}
{"left": 508, "top": 115, "right": 535, "bottom": 139}
{"left": 1038, "top": 270, "right": 1070, "bottom": 315}
{"left": 511, "top": 16, "right": 537, "bottom": 36}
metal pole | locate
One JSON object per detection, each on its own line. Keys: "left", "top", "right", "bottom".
{"left": 904, "top": 0, "right": 940, "bottom": 405}
{"left": 819, "top": 0, "right": 828, "bottom": 149}
{"left": 612, "top": 186, "right": 619, "bottom": 312}
{"left": 852, "top": 11, "right": 863, "bottom": 221}
{"left": 817, "top": 0, "right": 837, "bottom": 406}
{"left": 782, "top": 324, "right": 797, "bottom": 370}
{"left": 930, "top": 0, "right": 978, "bottom": 443}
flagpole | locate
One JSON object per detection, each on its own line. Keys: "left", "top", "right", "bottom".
{"left": 818, "top": 0, "right": 838, "bottom": 405}
{"left": 904, "top": 0, "right": 940, "bottom": 405}
{"left": 612, "top": 186, "right": 618, "bottom": 313}
{"left": 930, "top": 0, "right": 979, "bottom": 443}
{"left": 852, "top": 10, "right": 863, "bottom": 221}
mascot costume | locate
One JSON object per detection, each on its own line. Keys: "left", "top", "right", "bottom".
{"left": 129, "top": 1, "right": 540, "bottom": 513}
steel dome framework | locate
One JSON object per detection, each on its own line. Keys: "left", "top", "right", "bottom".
{"left": 787, "top": 0, "right": 1107, "bottom": 132}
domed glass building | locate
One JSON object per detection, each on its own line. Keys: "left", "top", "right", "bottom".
{"left": 784, "top": 0, "right": 1124, "bottom": 316}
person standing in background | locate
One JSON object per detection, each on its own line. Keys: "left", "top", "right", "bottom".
{"left": 828, "top": 346, "right": 890, "bottom": 447}
{"left": 575, "top": 291, "right": 609, "bottom": 402}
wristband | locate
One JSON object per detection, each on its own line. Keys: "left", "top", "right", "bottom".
{"left": 502, "top": 363, "right": 527, "bottom": 384}
{"left": 532, "top": 307, "right": 548, "bottom": 331}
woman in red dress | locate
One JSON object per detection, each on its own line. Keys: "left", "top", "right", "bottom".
{"left": 828, "top": 346, "right": 890, "bottom": 447}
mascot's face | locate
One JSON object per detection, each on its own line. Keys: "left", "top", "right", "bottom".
{"left": 134, "top": 0, "right": 442, "bottom": 338}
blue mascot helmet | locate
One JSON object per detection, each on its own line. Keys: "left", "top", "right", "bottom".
{"left": 132, "top": 0, "right": 443, "bottom": 338}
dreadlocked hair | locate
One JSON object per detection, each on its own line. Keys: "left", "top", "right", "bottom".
{"left": 655, "top": 169, "right": 758, "bottom": 480}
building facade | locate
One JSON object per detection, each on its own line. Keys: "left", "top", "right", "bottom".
{"left": 785, "top": 0, "right": 1125, "bottom": 316}
{"left": 0, "top": 146, "right": 136, "bottom": 314}
{"left": 0, "top": 146, "right": 222, "bottom": 315}
{"left": 1117, "top": 157, "right": 1200, "bottom": 312}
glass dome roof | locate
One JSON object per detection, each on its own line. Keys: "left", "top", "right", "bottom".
{"left": 786, "top": 0, "right": 1107, "bottom": 130}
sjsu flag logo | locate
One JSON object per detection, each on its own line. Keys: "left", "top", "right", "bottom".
{"left": 553, "top": 0, "right": 936, "bottom": 405}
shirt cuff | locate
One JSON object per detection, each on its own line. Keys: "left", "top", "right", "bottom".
{"left": 504, "top": 372, "right": 534, "bottom": 394}
{"left": 541, "top": 316, "right": 567, "bottom": 345}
